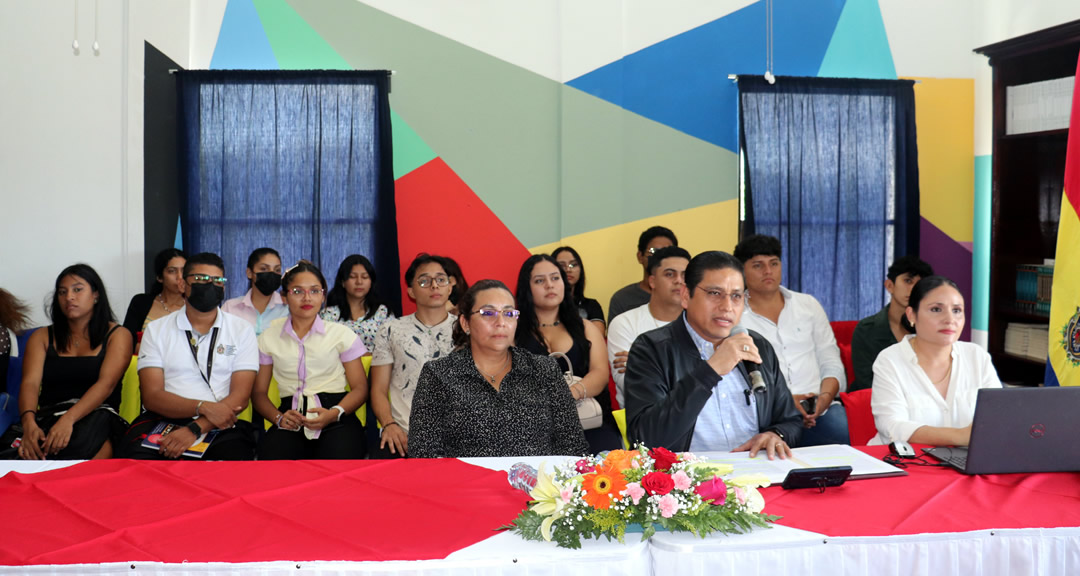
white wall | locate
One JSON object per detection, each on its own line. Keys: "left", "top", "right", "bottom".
{"left": 0, "top": 0, "right": 193, "bottom": 328}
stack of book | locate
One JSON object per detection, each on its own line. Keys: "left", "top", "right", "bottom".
{"left": 1015, "top": 262, "right": 1054, "bottom": 317}
{"left": 1005, "top": 323, "right": 1050, "bottom": 362}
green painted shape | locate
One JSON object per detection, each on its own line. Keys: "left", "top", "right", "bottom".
{"left": 287, "top": 0, "right": 734, "bottom": 246}
{"left": 391, "top": 108, "right": 438, "bottom": 180}
{"left": 818, "top": 0, "right": 897, "bottom": 79}
{"left": 252, "top": 0, "right": 351, "bottom": 70}
{"left": 972, "top": 154, "right": 992, "bottom": 331}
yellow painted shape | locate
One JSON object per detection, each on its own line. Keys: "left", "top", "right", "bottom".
{"left": 909, "top": 76, "right": 975, "bottom": 242}
{"left": 612, "top": 409, "right": 630, "bottom": 450}
{"left": 530, "top": 200, "right": 739, "bottom": 319}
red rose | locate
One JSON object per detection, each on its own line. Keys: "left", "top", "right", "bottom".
{"left": 649, "top": 447, "right": 679, "bottom": 471}
{"left": 641, "top": 471, "right": 675, "bottom": 496}
{"left": 695, "top": 477, "right": 728, "bottom": 505}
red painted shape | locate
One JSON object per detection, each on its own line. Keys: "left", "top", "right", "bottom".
{"left": 394, "top": 158, "right": 533, "bottom": 314}
{"left": 1067, "top": 55, "right": 1080, "bottom": 218}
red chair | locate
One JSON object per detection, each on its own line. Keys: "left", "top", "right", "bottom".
{"left": 839, "top": 388, "right": 878, "bottom": 446}
{"left": 830, "top": 320, "right": 858, "bottom": 387}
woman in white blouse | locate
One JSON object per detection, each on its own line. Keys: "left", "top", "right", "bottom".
{"left": 870, "top": 276, "right": 1001, "bottom": 446}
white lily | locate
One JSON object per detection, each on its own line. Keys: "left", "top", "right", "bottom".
{"left": 529, "top": 464, "right": 568, "bottom": 541}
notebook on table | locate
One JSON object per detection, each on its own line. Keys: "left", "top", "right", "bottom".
{"left": 923, "top": 387, "right": 1080, "bottom": 475}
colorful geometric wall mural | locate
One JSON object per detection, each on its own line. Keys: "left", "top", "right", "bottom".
{"left": 203, "top": 0, "right": 980, "bottom": 325}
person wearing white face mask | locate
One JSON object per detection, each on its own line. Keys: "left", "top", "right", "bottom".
{"left": 122, "top": 252, "right": 259, "bottom": 460}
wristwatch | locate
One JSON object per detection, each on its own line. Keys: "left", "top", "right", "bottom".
{"left": 186, "top": 421, "right": 203, "bottom": 437}
{"left": 768, "top": 428, "right": 785, "bottom": 442}
{"left": 331, "top": 405, "right": 346, "bottom": 422}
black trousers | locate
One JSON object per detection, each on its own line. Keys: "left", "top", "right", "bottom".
{"left": 256, "top": 392, "right": 366, "bottom": 460}
{"left": 1, "top": 406, "right": 126, "bottom": 460}
{"left": 121, "top": 411, "right": 255, "bottom": 461}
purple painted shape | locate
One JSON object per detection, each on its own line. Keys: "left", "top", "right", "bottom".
{"left": 920, "top": 217, "right": 972, "bottom": 342}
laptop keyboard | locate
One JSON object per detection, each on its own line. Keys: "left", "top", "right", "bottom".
{"left": 926, "top": 447, "right": 968, "bottom": 470}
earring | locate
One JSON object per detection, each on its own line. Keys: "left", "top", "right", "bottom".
{"left": 464, "top": 330, "right": 471, "bottom": 335}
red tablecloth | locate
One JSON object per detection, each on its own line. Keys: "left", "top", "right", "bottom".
{"left": 0, "top": 459, "right": 530, "bottom": 566}
{"left": 763, "top": 445, "right": 1080, "bottom": 537}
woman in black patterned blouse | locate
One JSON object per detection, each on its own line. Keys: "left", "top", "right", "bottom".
{"left": 408, "top": 280, "right": 588, "bottom": 458}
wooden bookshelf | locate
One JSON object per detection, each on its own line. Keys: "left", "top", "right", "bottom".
{"left": 975, "top": 21, "right": 1080, "bottom": 386}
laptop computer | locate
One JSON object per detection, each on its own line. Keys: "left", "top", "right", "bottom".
{"left": 924, "top": 387, "right": 1080, "bottom": 475}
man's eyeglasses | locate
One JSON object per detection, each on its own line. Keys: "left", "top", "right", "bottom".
{"left": 289, "top": 287, "right": 325, "bottom": 297}
{"left": 557, "top": 260, "right": 580, "bottom": 271}
{"left": 471, "top": 309, "right": 521, "bottom": 320}
{"left": 185, "top": 274, "right": 227, "bottom": 287}
{"left": 695, "top": 287, "right": 746, "bottom": 304}
{"left": 416, "top": 275, "right": 450, "bottom": 288}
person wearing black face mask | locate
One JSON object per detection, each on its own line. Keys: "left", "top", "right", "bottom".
{"left": 121, "top": 252, "right": 259, "bottom": 460}
{"left": 223, "top": 247, "right": 288, "bottom": 336}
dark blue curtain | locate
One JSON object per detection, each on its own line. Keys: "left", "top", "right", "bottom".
{"left": 176, "top": 70, "right": 399, "bottom": 314}
{"left": 739, "top": 76, "right": 919, "bottom": 322}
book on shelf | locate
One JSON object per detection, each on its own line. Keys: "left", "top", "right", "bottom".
{"left": 1014, "top": 263, "right": 1054, "bottom": 316}
{"left": 1004, "top": 323, "right": 1050, "bottom": 362}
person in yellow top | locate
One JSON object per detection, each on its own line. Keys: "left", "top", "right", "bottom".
{"left": 253, "top": 261, "right": 369, "bottom": 459}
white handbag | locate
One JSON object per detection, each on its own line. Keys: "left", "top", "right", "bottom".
{"left": 550, "top": 351, "right": 603, "bottom": 430}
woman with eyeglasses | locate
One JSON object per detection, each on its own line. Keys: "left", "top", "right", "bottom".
{"left": 252, "top": 261, "right": 369, "bottom": 459}
{"left": 322, "top": 254, "right": 394, "bottom": 353}
{"left": 8, "top": 264, "right": 133, "bottom": 460}
{"left": 409, "top": 280, "right": 588, "bottom": 458}
{"left": 514, "top": 254, "right": 622, "bottom": 453}
{"left": 552, "top": 246, "right": 605, "bottom": 334}
{"left": 121, "top": 248, "right": 186, "bottom": 349}
{"left": 222, "top": 247, "right": 289, "bottom": 336}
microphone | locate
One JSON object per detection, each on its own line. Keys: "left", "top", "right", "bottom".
{"left": 729, "top": 326, "right": 767, "bottom": 405}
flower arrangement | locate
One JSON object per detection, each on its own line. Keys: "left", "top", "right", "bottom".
{"left": 504, "top": 445, "right": 779, "bottom": 549}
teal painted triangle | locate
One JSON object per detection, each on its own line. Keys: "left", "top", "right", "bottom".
{"left": 817, "top": 0, "right": 896, "bottom": 79}
{"left": 174, "top": 215, "right": 183, "bottom": 249}
{"left": 210, "top": 0, "right": 278, "bottom": 70}
{"left": 252, "top": 0, "right": 351, "bottom": 69}
{"left": 391, "top": 109, "right": 438, "bottom": 180}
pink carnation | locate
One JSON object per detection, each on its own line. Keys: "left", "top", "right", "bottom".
{"left": 733, "top": 486, "right": 747, "bottom": 505}
{"left": 623, "top": 482, "right": 646, "bottom": 505}
{"left": 560, "top": 487, "right": 575, "bottom": 503}
{"left": 658, "top": 494, "right": 679, "bottom": 518}
{"left": 671, "top": 470, "right": 692, "bottom": 491}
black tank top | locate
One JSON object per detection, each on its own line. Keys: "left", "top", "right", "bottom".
{"left": 39, "top": 325, "right": 123, "bottom": 409}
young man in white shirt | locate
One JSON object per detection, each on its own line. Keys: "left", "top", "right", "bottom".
{"left": 735, "top": 235, "right": 849, "bottom": 446}
{"left": 608, "top": 246, "right": 690, "bottom": 407}
{"left": 123, "top": 252, "right": 259, "bottom": 460}
{"left": 607, "top": 226, "right": 678, "bottom": 324}
{"left": 369, "top": 254, "right": 456, "bottom": 458}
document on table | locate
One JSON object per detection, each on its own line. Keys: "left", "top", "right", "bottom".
{"left": 698, "top": 444, "right": 906, "bottom": 484}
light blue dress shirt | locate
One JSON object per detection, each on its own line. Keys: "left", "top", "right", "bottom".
{"left": 683, "top": 316, "right": 760, "bottom": 451}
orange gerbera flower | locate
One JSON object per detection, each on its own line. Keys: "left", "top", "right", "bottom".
{"left": 603, "top": 449, "right": 638, "bottom": 472}
{"left": 582, "top": 464, "right": 628, "bottom": 510}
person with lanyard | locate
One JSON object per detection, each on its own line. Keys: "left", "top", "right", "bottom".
{"left": 369, "top": 254, "right": 456, "bottom": 458}
{"left": 253, "top": 261, "right": 369, "bottom": 459}
{"left": 409, "top": 280, "right": 589, "bottom": 458}
{"left": 222, "top": 247, "right": 289, "bottom": 336}
{"left": 121, "top": 252, "right": 259, "bottom": 460}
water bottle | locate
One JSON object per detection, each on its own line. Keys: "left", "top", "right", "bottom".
{"left": 507, "top": 462, "right": 538, "bottom": 493}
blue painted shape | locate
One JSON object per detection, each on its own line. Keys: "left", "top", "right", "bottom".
{"left": 567, "top": 0, "right": 845, "bottom": 152}
{"left": 817, "top": 0, "right": 896, "bottom": 79}
{"left": 972, "top": 155, "right": 992, "bottom": 331}
{"left": 174, "top": 215, "right": 183, "bottom": 250}
{"left": 210, "top": 0, "right": 279, "bottom": 70}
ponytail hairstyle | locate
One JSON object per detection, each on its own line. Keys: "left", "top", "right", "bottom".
{"left": 451, "top": 279, "right": 513, "bottom": 350}
{"left": 902, "top": 275, "right": 960, "bottom": 333}
{"left": 281, "top": 260, "right": 328, "bottom": 299}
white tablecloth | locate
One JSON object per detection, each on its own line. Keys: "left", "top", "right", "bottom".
{"left": 4, "top": 460, "right": 1078, "bottom": 576}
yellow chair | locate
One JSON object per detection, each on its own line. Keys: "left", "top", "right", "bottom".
{"left": 612, "top": 409, "right": 630, "bottom": 450}
{"left": 119, "top": 356, "right": 141, "bottom": 423}
{"left": 122, "top": 356, "right": 372, "bottom": 429}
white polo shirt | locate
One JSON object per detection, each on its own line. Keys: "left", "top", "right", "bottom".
{"left": 138, "top": 307, "right": 259, "bottom": 401}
